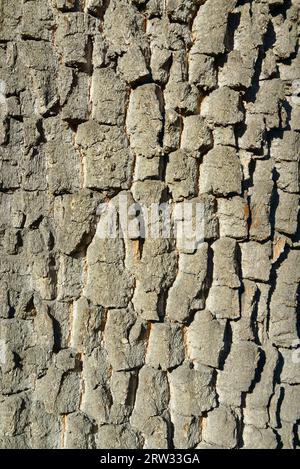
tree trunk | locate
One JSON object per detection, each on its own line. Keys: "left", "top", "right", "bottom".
{"left": 0, "top": 0, "right": 299, "bottom": 449}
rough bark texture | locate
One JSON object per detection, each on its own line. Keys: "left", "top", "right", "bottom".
{"left": 0, "top": 0, "right": 300, "bottom": 449}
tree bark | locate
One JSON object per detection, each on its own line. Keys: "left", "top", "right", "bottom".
{"left": 0, "top": 0, "right": 299, "bottom": 449}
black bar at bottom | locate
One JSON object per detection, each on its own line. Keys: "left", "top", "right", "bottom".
{"left": 0, "top": 448, "right": 297, "bottom": 465}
